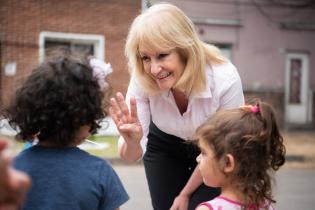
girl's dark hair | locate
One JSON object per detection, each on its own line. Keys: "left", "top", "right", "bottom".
{"left": 4, "top": 50, "right": 110, "bottom": 147}
{"left": 195, "top": 100, "right": 286, "bottom": 209}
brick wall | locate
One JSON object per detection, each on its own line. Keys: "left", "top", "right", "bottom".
{"left": 0, "top": 0, "right": 141, "bottom": 106}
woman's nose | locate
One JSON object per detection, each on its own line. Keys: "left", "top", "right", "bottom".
{"left": 150, "top": 59, "right": 161, "bottom": 75}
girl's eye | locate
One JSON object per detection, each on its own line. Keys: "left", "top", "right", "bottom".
{"left": 200, "top": 149, "right": 206, "bottom": 156}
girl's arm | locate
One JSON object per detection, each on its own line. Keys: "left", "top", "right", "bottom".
{"left": 170, "top": 167, "right": 203, "bottom": 210}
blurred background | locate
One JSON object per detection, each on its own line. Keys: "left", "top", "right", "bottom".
{"left": 0, "top": 0, "right": 315, "bottom": 209}
{"left": 0, "top": 0, "right": 315, "bottom": 130}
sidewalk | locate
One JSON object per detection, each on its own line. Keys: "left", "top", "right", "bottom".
{"left": 282, "top": 130, "right": 315, "bottom": 168}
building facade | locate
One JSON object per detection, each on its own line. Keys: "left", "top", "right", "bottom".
{"left": 1, "top": 0, "right": 314, "bottom": 129}
{"left": 0, "top": 0, "right": 141, "bottom": 107}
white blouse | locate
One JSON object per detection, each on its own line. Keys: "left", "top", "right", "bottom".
{"left": 119, "top": 61, "right": 244, "bottom": 155}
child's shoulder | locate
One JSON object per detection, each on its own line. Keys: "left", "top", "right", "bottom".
{"left": 195, "top": 203, "right": 212, "bottom": 210}
{"left": 196, "top": 196, "right": 242, "bottom": 210}
{"left": 76, "top": 148, "right": 115, "bottom": 171}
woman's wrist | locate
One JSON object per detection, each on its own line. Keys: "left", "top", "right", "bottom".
{"left": 119, "top": 141, "right": 143, "bottom": 162}
{"left": 179, "top": 189, "right": 193, "bottom": 197}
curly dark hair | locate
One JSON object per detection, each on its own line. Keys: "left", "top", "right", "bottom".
{"left": 4, "top": 52, "right": 110, "bottom": 147}
{"left": 195, "top": 100, "right": 286, "bottom": 209}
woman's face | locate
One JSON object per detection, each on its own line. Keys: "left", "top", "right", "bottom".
{"left": 196, "top": 140, "right": 225, "bottom": 188}
{"left": 139, "top": 45, "right": 185, "bottom": 91}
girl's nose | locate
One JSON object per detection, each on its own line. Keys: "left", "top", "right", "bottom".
{"left": 196, "top": 154, "right": 201, "bottom": 163}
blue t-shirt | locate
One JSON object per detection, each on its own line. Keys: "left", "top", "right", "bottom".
{"left": 13, "top": 146, "right": 129, "bottom": 210}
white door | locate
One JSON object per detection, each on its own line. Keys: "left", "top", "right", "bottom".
{"left": 285, "top": 53, "right": 310, "bottom": 124}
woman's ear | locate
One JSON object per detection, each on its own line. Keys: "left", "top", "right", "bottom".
{"left": 223, "top": 154, "right": 235, "bottom": 173}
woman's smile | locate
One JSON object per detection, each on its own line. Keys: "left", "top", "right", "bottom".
{"left": 156, "top": 71, "right": 172, "bottom": 80}
{"left": 139, "top": 46, "right": 185, "bottom": 90}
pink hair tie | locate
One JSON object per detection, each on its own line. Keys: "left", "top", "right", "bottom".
{"left": 250, "top": 105, "right": 259, "bottom": 113}
{"left": 240, "top": 105, "right": 260, "bottom": 113}
{"left": 89, "top": 58, "right": 112, "bottom": 90}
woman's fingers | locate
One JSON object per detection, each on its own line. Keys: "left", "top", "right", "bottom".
{"left": 110, "top": 92, "right": 131, "bottom": 124}
{"left": 109, "top": 107, "right": 120, "bottom": 126}
{"left": 109, "top": 101, "right": 123, "bottom": 125}
{"left": 110, "top": 99, "right": 125, "bottom": 125}
{"left": 110, "top": 92, "right": 139, "bottom": 125}
{"left": 109, "top": 106, "right": 127, "bottom": 131}
{"left": 116, "top": 92, "right": 130, "bottom": 118}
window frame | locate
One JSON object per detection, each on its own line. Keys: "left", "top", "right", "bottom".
{"left": 39, "top": 31, "right": 105, "bottom": 62}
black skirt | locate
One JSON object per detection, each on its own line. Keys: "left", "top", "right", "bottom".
{"left": 143, "top": 122, "right": 220, "bottom": 210}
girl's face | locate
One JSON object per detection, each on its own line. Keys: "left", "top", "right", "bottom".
{"left": 196, "top": 140, "right": 225, "bottom": 188}
{"left": 139, "top": 45, "right": 185, "bottom": 91}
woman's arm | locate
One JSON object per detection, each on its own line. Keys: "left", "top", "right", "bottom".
{"left": 110, "top": 92, "right": 144, "bottom": 162}
{"left": 170, "top": 167, "right": 203, "bottom": 210}
{"left": 111, "top": 76, "right": 152, "bottom": 162}
{"left": 119, "top": 138, "right": 143, "bottom": 163}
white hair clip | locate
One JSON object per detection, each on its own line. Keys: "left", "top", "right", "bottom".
{"left": 89, "top": 58, "right": 113, "bottom": 90}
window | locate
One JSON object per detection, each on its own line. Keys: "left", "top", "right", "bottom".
{"left": 214, "top": 43, "right": 232, "bottom": 61}
{"left": 289, "top": 58, "right": 302, "bottom": 104}
{"left": 142, "top": 0, "right": 155, "bottom": 11}
{"left": 39, "top": 32, "right": 104, "bottom": 62}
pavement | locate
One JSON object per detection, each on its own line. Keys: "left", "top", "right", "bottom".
{"left": 114, "top": 164, "right": 315, "bottom": 210}
{"left": 113, "top": 130, "right": 315, "bottom": 210}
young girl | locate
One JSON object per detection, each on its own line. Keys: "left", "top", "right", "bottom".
{"left": 4, "top": 51, "right": 129, "bottom": 210}
{"left": 195, "top": 101, "right": 286, "bottom": 210}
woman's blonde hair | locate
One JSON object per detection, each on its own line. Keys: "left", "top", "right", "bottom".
{"left": 125, "top": 3, "right": 226, "bottom": 95}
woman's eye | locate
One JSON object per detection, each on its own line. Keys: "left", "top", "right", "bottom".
{"left": 141, "top": 56, "right": 150, "bottom": 62}
{"left": 157, "top": 53, "right": 169, "bottom": 59}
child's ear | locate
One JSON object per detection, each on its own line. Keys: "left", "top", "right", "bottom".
{"left": 223, "top": 154, "right": 235, "bottom": 173}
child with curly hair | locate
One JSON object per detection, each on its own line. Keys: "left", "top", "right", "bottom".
{"left": 4, "top": 51, "right": 129, "bottom": 210}
{"left": 195, "top": 101, "right": 286, "bottom": 210}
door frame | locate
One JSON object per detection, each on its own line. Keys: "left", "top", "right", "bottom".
{"left": 285, "top": 52, "right": 311, "bottom": 124}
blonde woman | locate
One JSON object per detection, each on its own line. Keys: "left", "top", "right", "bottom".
{"left": 110, "top": 3, "right": 244, "bottom": 210}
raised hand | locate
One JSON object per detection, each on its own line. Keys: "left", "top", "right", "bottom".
{"left": 109, "top": 92, "right": 143, "bottom": 147}
{"left": 0, "top": 138, "right": 31, "bottom": 210}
